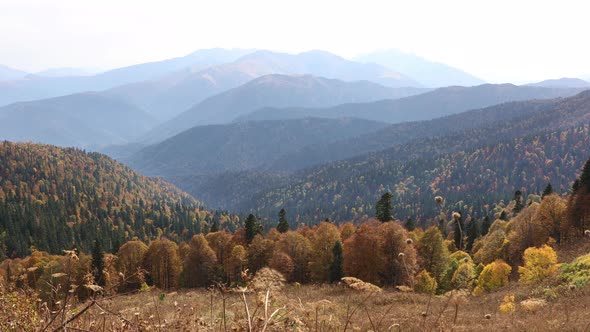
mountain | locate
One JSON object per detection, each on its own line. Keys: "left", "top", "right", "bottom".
{"left": 0, "top": 93, "right": 157, "bottom": 148}
{"left": 0, "top": 48, "right": 254, "bottom": 107}
{"left": 238, "top": 84, "right": 585, "bottom": 123}
{"left": 174, "top": 90, "right": 590, "bottom": 218}
{"left": 0, "top": 65, "right": 27, "bottom": 81}
{"left": 0, "top": 141, "right": 234, "bottom": 258}
{"left": 107, "top": 50, "right": 422, "bottom": 121}
{"left": 127, "top": 117, "right": 389, "bottom": 176}
{"left": 35, "top": 67, "right": 97, "bottom": 77}
{"left": 526, "top": 77, "right": 590, "bottom": 89}
{"left": 145, "top": 74, "right": 428, "bottom": 141}
{"left": 355, "top": 49, "right": 485, "bottom": 87}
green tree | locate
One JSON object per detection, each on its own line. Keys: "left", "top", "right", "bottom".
{"left": 513, "top": 190, "right": 524, "bottom": 215}
{"left": 245, "top": 214, "right": 262, "bottom": 244}
{"left": 329, "top": 240, "right": 344, "bottom": 283}
{"left": 481, "top": 216, "right": 492, "bottom": 236}
{"left": 542, "top": 183, "right": 554, "bottom": 198}
{"left": 91, "top": 240, "right": 105, "bottom": 286}
{"left": 277, "top": 208, "right": 289, "bottom": 233}
{"left": 404, "top": 218, "right": 416, "bottom": 231}
{"left": 375, "top": 192, "right": 393, "bottom": 222}
{"left": 466, "top": 219, "right": 480, "bottom": 252}
{"left": 417, "top": 226, "right": 450, "bottom": 283}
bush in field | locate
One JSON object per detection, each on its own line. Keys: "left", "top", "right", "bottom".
{"left": 415, "top": 269, "right": 437, "bottom": 294}
{"left": 474, "top": 260, "right": 511, "bottom": 295}
{"left": 518, "top": 245, "right": 559, "bottom": 285}
{"left": 561, "top": 253, "right": 590, "bottom": 287}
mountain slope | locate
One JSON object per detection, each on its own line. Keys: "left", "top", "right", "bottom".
{"left": 239, "top": 84, "right": 585, "bottom": 123}
{"left": 128, "top": 117, "right": 389, "bottom": 176}
{"left": 0, "top": 141, "right": 234, "bottom": 258}
{"left": 355, "top": 49, "right": 485, "bottom": 87}
{"left": 107, "top": 50, "right": 422, "bottom": 121}
{"left": 241, "top": 90, "right": 590, "bottom": 223}
{"left": 526, "top": 78, "right": 590, "bottom": 89}
{"left": 146, "top": 74, "right": 428, "bottom": 141}
{"left": 0, "top": 48, "right": 253, "bottom": 107}
{"left": 0, "top": 93, "right": 157, "bottom": 148}
{"left": 0, "top": 65, "right": 28, "bottom": 81}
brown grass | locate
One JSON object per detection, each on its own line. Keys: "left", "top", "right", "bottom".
{"left": 2, "top": 282, "right": 590, "bottom": 331}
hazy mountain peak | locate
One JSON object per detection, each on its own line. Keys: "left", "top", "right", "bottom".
{"left": 355, "top": 49, "right": 485, "bottom": 87}
{"left": 0, "top": 64, "right": 28, "bottom": 81}
{"left": 526, "top": 77, "right": 590, "bottom": 89}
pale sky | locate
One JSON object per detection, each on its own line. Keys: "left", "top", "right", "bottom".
{"left": 1, "top": 0, "right": 589, "bottom": 83}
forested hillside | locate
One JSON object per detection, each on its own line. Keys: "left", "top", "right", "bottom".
{"left": 0, "top": 142, "right": 236, "bottom": 258}
{"left": 176, "top": 90, "right": 590, "bottom": 224}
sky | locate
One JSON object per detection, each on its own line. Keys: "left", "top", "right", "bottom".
{"left": 1, "top": 0, "right": 589, "bottom": 83}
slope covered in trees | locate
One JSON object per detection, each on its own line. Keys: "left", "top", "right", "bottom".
{"left": 0, "top": 141, "right": 235, "bottom": 258}
{"left": 237, "top": 84, "right": 584, "bottom": 123}
{"left": 177, "top": 90, "right": 590, "bottom": 224}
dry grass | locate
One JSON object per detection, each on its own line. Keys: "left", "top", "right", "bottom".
{"left": 2, "top": 282, "right": 590, "bottom": 331}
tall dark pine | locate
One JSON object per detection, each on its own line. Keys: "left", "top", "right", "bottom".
{"left": 91, "top": 240, "right": 105, "bottom": 286}
{"left": 542, "top": 183, "right": 554, "bottom": 198}
{"left": 481, "top": 216, "right": 492, "bottom": 236}
{"left": 465, "top": 219, "right": 480, "bottom": 252}
{"left": 210, "top": 220, "right": 219, "bottom": 233}
{"left": 277, "top": 208, "right": 289, "bottom": 233}
{"left": 245, "top": 214, "right": 262, "bottom": 244}
{"left": 329, "top": 240, "right": 344, "bottom": 282}
{"left": 513, "top": 190, "right": 524, "bottom": 215}
{"left": 580, "top": 157, "right": 590, "bottom": 191}
{"left": 404, "top": 218, "right": 416, "bottom": 231}
{"left": 376, "top": 192, "right": 393, "bottom": 222}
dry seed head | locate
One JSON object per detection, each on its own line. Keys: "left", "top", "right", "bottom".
{"left": 421, "top": 311, "right": 428, "bottom": 317}
{"left": 435, "top": 196, "right": 443, "bottom": 204}
{"left": 398, "top": 252, "right": 405, "bottom": 258}
{"left": 584, "top": 229, "right": 590, "bottom": 237}
{"left": 452, "top": 212, "right": 461, "bottom": 221}
{"left": 484, "top": 314, "right": 492, "bottom": 320}
{"left": 406, "top": 238, "right": 414, "bottom": 245}
{"left": 569, "top": 284, "right": 576, "bottom": 290}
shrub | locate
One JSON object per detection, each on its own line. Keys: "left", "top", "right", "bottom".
{"left": 499, "top": 295, "right": 516, "bottom": 314}
{"left": 452, "top": 262, "right": 476, "bottom": 289}
{"left": 474, "top": 260, "right": 511, "bottom": 295}
{"left": 415, "top": 270, "right": 437, "bottom": 294}
{"left": 561, "top": 253, "right": 590, "bottom": 287}
{"left": 518, "top": 245, "right": 559, "bottom": 285}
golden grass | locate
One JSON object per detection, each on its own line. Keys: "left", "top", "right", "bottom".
{"left": 3, "top": 282, "right": 590, "bottom": 331}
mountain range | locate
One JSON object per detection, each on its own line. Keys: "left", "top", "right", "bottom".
{"left": 526, "top": 77, "right": 590, "bottom": 89}
{"left": 0, "top": 64, "right": 27, "bottom": 81}
{"left": 355, "top": 49, "right": 486, "bottom": 87}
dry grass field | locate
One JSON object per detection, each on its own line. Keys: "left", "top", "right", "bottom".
{"left": 3, "top": 281, "right": 590, "bottom": 331}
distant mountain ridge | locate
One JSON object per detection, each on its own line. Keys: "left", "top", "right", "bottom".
{"left": 142, "top": 74, "right": 428, "bottom": 142}
{"left": 526, "top": 77, "right": 590, "bottom": 89}
{"left": 0, "top": 93, "right": 157, "bottom": 148}
{"left": 0, "top": 64, "right": 28, "bottom": 81}
{"left": 355, "top": 49, "right": 485, "bottom": 87}
{"left": 238, "top": 84, "right": 585, "bottom": 123}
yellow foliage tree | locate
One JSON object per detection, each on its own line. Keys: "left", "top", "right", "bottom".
{"left": 518, "top": 245, "right": 559, "bottom": 284}
{"left": 473, "top": 260, "right": 511, "bottom": 295}
{"left": 414, "top": 269, "right": 437, "bottom": 294}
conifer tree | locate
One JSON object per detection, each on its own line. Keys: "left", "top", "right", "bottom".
{"left": 404, "top": 218, "right": 416, "bottom": 231}
{"left": 245, "top": 214, "right": 262, "bottom": 244}
{"left": 481, "top": 216, "right": 492, "bottom": 236}
{"left": 580, "top": 157, "right": 590, "bottom": 191}
{"left": 210, "top": 220, "right": 219, "bottom": 233}
{"left": 329, "top": 240, "right": 344, "bottom": 282}
{"left": 277, "top": 208, "right": 289, "bottom": 233}
{"left": 513, "top": 190, "right": 524, "bottom": 215}
{"left": 542, "top": 183, "right": 554, "bottom": 198}
{"left": 466, "top": 219, "right": 480, "bottom": 252}
{"left": 91, "top": 240, "right": 105, "bottom": 286}
{"left": 376, "top": 192, "right": 393, "bottom": 222}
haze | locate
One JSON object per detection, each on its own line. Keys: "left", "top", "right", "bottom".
{"left": 1, "top": 0, "right": 589, "bottom": 83}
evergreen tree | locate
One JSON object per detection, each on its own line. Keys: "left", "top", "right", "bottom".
{"left": 580, "top": 157, "right": 590, "bottom": 191}
{"left": 542, "top": 183, "right": 554, "bottom": 198}
{"left": 481, "top": 216, "right": 492, "bottom": 236}
{"left": 404, "top": 218, "right": 416, "bottom": 231}
{"left": 572, "top": 179, "right": 581, "bottom": 194}
{"left": 329, "top": 240, "right": 344, "bottom": 282}
{"left": 91, "top": 240, "right": 105, "bottom": 286}
{"left": 513, "top": 190, "right": 524, "bottom": 215}
{"left": 210, "top": 220, "right": 219, "bottom": 233}
{"left": 466, "top": 219, "right": 480, "bottom": 252}
{"left": 375, "top": 192, "right": 393, "bottom": 222}
{"left": 245, "top": 214, "right": 262, "bottom": 244}
{"left": 499, "top": 210, "right": 508, "bottom": 221}
{"left": 277, "top": 208, "right": 289, "bottom": 233}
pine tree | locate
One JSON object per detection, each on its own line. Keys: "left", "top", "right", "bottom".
{"left": 91, "top": 240, "right": 105, "bottom": 286}
{"left": 580, "top": 157, "right": 590, "bottom": 191}
{"left": 499, "top": 211, "right": 508, "bottom": 221}
{"left": 513, "top": 190, "right": 524, "bottom": 215}
{"left": 481, "top": 216, "right": 492, "bottom": 236}
{"left": 210, "top": 220, "right": 219, "bottom": 233}
{"left": 329, "top": 240, "right": 344, "bottom": 282}
{"left": 542, "top": 183, "right": 554, "bottom": 198}
{"left": 375, "top": 192, "right": 393, "bottom": 222}
{"left": 245, "top": 214, "right": 262, "bottom": 244}
{"left": 404, "top": 218, "right": 416, "bottom": 231}
{"left": 277, "top": 208, "right": 289, "bottom": 233}
{"left": 466, "top": 219, "right": 480, "bottom": 252}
